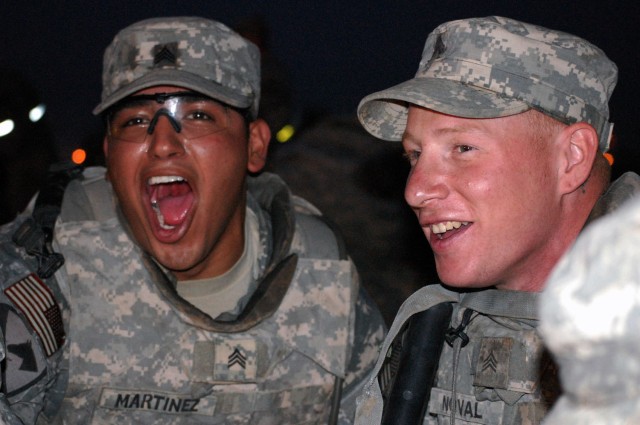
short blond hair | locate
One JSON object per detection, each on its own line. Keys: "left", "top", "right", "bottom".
{"left": 525, "top": 109, "right": 567, "bottom": 145}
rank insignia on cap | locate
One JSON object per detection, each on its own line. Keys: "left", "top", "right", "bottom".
{"left": 153, "top": 43, "right": 178, "bottom": 67}
{"left": 4, "top": 274, "right": 65, "bottom": 356}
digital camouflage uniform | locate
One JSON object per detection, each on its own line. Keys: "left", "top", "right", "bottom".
{"left": 0, "top": 167, "right": 385, "bottom": 424}
{"left": 0, "top": 217, "right": 69, "bottom": 425}
{"left": 350, "top": 174, "right": 640, "bottom": 425}
{"left": 352, "top": 16, "right": 626, "bottom": 425}
{"left": 540, "top": 191, "right": 640, "bottom": 425}
{"left": 352, "top": 174, "right": 640, "bottom": 425}
{"left": 0, "top": 16, "right": 386, "bottom": 424}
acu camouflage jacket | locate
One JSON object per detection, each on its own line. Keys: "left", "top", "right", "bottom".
{"left": 0, "top": 167, "right": 385, "bottom": 424}
{"left": 355, "top": 172, "right": 640, "bottom": 425}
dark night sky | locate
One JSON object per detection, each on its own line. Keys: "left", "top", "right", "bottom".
{"left": 2, "top": 1, "right": 639, "bottom": 177}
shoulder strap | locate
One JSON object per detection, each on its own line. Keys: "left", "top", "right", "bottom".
{"left": 12, "top": 162, "right": 83, "bottom": 278}
{"left": 461, "top": 288, "right": 539, "bottom": 320}
{"left": 294, "top": 212, "right": 347, "bottom": 261}
{"left": 59, "top": 167, "right": 115, "bottom": 222}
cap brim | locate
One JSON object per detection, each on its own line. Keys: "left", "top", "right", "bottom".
{"left": 93, "top": 69, "right": 254, "bottom": 115}
{"left": 357, "top": 77, "right": 531, "bottom": 141}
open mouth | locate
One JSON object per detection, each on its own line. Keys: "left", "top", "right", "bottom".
{"left": 147, "top": 176, "right": 194, "bottom": 231}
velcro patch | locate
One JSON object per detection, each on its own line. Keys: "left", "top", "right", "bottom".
{"left": 428, "top": 387, "right": 504, "bottom": 424}
{"left": 193, "top": 338, "right": 258, "bottom": 383}
{"left": 474, "top": 337, "right": 512, "bottom": 389}
{"left": 99, "top": 388, "right": 216, "bottom": 416}
{"left": 0, "top": 305, "right": 47, "bottom": 397}
{"left": 217, "top": 339, "right": 257, "bottom": 380}
{"left": 4, "top": 274, "right": 65, "bottom": 356}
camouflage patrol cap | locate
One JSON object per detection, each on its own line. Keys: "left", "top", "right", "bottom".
{"left": 358, "top": 16, "right": 618, "bottom": 151}
{"left": 93, "top": 16, "right": 261, "bottom": 119}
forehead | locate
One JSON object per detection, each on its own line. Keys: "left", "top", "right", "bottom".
{"left": 403, "top": 106, "right": 535, "bottom": 144}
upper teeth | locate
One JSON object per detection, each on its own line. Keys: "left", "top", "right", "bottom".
{"left": 148, "top": 175, "right": 185, "bottom": 185}
{"left": 431, "top": 221, "right": 469, "bottom": 234}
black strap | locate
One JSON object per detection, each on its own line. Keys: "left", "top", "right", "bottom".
{"left": 327, "top": 376, "right": 343, "bottom": 425}
{"left": 12, "top": 162, "right": 83, "bottom": 278}
{"left": 381, "top": 302, "right": 454, "bottom": 425}
{"left": 445, "top": 308, "right": 474, "bottom": 347}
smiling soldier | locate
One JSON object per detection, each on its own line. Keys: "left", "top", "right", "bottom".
{"left": 0, "top": 17, "right": 384, "bottom": 424}
{"left": 353, "top": 16, "right": 640, "bottom": 425}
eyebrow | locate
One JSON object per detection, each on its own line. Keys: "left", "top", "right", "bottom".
{"left": 403, "top": 122, "right": 488, "bottom": 143}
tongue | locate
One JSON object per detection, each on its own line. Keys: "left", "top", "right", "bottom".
{"left": 152, "top": 182, "right": 194, "bottom": 226}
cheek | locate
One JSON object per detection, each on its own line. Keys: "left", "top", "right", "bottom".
{"left": 190, "top": 135, "right": 248, "bottom": 163}
{"left": 106, "top": 142, "right": 146, "bottom": 169}
{"left": 459, "top": 166, "right": 495, "bottom": 198}
{"left": 105, "top": 144, "right": 145, "bottom": 195}
{"left": 514, "top": 160, "right": 554, "bottom": 202}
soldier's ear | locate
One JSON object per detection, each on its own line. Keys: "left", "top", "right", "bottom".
{"left": 557, "top": 122, "right": 599, "bottom": 195}
{"left": 247, "top": 119, "right": 271, "bottom": 173}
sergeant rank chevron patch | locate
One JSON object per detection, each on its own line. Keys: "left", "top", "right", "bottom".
{"left": 228, "top": 347, "right": 247, "bottom": 370}
{"left": 153, "top": 43, "right": 178, "bottom": 67}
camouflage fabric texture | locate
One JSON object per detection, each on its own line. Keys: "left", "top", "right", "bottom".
{"left": 540, "top": 195, "right": 640, "bottom": 424}
{"left": 0, "top": 216, "right": 69, "bottom": 425}
{"left": 357, "top": 16, "right": 618, "bottom": 151}
{"left": 424, "top": 295, "right": 559, "bottom": 425}
{"left": 355, "top": 173, "right": 640, "bottom": 424}
{"left": 355, "top": 285, "right": 558, "bottom": 425}
{"left": 0, "top": 168, "right": 385, "bottom": 424}
{"left": 93, "top": 17, "right": 261, "bottom": 118}
{"left": 53, "top": 169, "right": 384, "bottom": 424}
{"left": 586, "top": 172, "right": 640, "bottom": 225}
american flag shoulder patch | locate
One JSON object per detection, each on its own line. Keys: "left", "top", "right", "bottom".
{"left": 4, "top": 274, "right": 65, "bottom": 357}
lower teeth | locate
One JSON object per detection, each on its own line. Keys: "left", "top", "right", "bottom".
{"left": 151, "top": 202, "right": 175, "bottom": 230}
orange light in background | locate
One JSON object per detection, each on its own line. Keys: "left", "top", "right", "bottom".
{"left": 71, "top": 149, "right": 87, "bottom": 165}
{"left": 604, "top": 152, "right": 614, "bottom": 166}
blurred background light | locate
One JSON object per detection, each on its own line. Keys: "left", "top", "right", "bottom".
{"left": 0, "top": 119, "right": 15, "bottom": 138}
{"left": 276, "top": 124, "right": 295, "bottom": 143}
{"left": 29, "top": 103, "right": 46, "bottom": 122}
{"left": 71, "top": 148, "right": 87, "bottom": 165}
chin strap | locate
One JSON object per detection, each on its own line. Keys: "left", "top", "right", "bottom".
{"left": 12, "top": 162, "right": 83, "bottom": 278}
